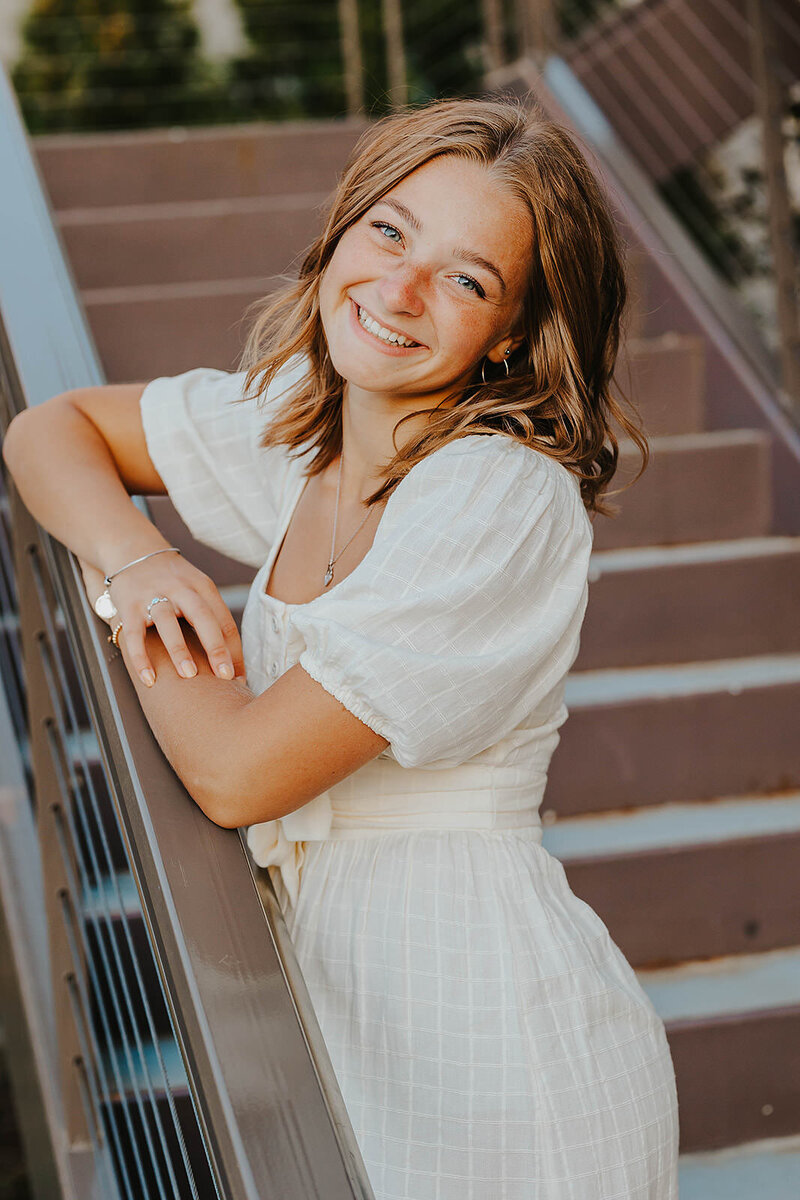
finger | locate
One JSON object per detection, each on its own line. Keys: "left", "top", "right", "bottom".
{"left": 196, "top": 585, "right": 245, "bottom": 677}
{"left": 174, "top": 590, "right": 238, "bottom": 680}
{"left": 123, "top": 619, "right": 156, "bottom": 688}
{"left": 150, "top": 604, "right": 198, "bottom": 679}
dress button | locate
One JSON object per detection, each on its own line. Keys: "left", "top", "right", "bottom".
{"left": 270, "top": 661, "right": 279, "bottom": 677}
{"left": 271, "top": 615, "right": 279, "bottom": 634}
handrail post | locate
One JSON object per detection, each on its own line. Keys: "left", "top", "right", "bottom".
{"left": 382, "top": 0, "right": 409, "bottom": 109}
{"left": 481, "top": 0, "right": 506, "bottom": 74}
{"left": 747, "top": 0, "right": 800, "bottom": 421}
{"left": 338, "top": 0, "right": 364, "bottom": 115}
{"left": 514, "top": 0, "right": 557, "bottom": 65}
{"left": 8, "top": 493, "right": 95, "bottom": 1153}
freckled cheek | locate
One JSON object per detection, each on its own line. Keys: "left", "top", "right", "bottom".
{"left": 441, "top": 310, "right": 498, "bottom": 365}
{"left": 327, "top": 234, "right": 379, "bottom": 290}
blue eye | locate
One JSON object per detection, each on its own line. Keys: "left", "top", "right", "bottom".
{"left": 372, "top": 222, "right": 402, "bottom": 242}
{"left": 454, "top": 274, "right": 485, "bottom": 298}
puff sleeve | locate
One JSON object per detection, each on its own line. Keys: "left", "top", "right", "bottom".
{"left": 288, "top": 434, "right": 593, "bottom": 769}
{"left": 139, "top": 355, "right": 308, "bottom": 567}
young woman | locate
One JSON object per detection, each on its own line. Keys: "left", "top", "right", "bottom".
{"left": 5, "top": 98, "right": 679, "bottom": 1198}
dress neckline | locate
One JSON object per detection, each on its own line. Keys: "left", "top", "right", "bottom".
{"left": 259, "top": 432, "right": 503, "bottom": 611}
{"left": 260, "top": 466, "right": 385, "bottom": 610}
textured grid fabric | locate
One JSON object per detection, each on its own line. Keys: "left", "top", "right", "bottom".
{"left": 288, "top": 830, "right": 678, "bottom": 1200}
{"left": 140, "top": 357, "right": 307, "bottom": 568}
{"left": 139, "top": 362, "right": 680, "bottom": 1198}
{"left": 288, "top": 433, "right": 592, "bottom": 769}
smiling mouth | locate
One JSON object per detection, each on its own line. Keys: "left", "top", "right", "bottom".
{"left": 354, "top": 302, "right": 422, "bottom": 348}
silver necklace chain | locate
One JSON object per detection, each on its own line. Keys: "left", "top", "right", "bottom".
{"left": 324, "top": 452, "right": 374, "bottom": 588}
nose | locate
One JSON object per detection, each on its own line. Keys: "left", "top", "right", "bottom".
{"left": 377, "top": 261, "right": 426, "bottom": 318}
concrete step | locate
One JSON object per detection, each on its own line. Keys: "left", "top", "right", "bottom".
{"left": 544, "top": 793, "right": 800, "bottom": 965}
{"left": 33, "top": 119, "right": 367, "bottom": 209}
{"left": 83, "top": 277, "right": 276, "bottom": 382}
{"left": 57, "top": 194, "right": 329, "bottom": 290}
{"left": 593, "top": 428, "right": 772, "bottom": 549}
{"left": 614, "top": 332, "right": 706, "bottom": 435}
{"left": 640, "top": 946, "right": 800, "bottom": 1025}
{"left": 639, "top": 948, "right": 800, "bottom": 1153}
{"left": 577, "top": 537, "right": 800, "bottom": 669}
{"left": 551, "top": 655, "right": 800, "bottom": 813}
{"left": 679, "top": 1136, "right": 800, "bottom": 1198}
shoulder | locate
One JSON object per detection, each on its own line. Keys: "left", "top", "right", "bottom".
{"left": 392, "top": 433, "right": 592, "bottom": 542}
{"left": 365, "top": 434, "right": 593, "bottom": 592}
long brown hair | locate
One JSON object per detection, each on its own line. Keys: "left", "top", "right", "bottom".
{"left": 236, "top": 96, "right": 647, "bottom": 515}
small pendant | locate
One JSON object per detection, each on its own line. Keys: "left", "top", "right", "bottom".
{"left": 323, "top": 564, "right": 334, "bottom": 588}
{"left": 94, "top": 589, "right": 117, "bottom": 621}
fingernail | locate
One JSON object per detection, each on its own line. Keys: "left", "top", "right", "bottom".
{"left": 180, "top": 660, "right": 197, "bottom": 679}
{"left": 141, "top": 669, "right": 155, "bottom": 688}
{"left": 218, "top": 663, "right": 234, "bottom": 679}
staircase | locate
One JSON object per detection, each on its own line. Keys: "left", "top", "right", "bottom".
{"left": 32, "top": 116, "right": 800, "bottom": 1192}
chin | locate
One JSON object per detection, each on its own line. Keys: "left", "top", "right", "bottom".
{"left": 327, "top": 341, "right": 403, "bottom": 390}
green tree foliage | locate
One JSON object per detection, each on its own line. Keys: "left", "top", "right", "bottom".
{"left": 225, "top": 0, "right": 487, "bottom": 121}
{"left": 10, "top": 0, "right": 631, "bottom": 133}
{"left": 226, "top": 0, "right": 346, "bottom": 120}
{"left": 12, "top": 0, "right": 230, "bottom": 132}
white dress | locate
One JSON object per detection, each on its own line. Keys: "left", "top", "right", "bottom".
{"left": 140, "top": 358, "right": 679, "bottom": 1200}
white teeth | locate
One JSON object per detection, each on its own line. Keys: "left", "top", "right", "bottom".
{"left": 357, "top": 305, "right": 417, "bottom": 348}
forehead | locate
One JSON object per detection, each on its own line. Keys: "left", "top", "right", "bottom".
{"left": 378, "top": 155, "right": 534, "bottom": 284}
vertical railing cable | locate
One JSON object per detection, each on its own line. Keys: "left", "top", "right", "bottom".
{"left": 29, "top": 549, "right": 208, "bottom": 1200}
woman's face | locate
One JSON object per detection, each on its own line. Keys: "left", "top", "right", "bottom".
{"left": 318, "top": 154, "right": 534, "bottom": 408}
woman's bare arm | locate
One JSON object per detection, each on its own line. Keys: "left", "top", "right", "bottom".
{"left": 2, "top": 384, "right": 167, "bottom": 571}
{"left": 3, "top": 385, "right": 243, "bottom": 682}
{"left": 119, "top": 624, "right": 389, "bottom": 827}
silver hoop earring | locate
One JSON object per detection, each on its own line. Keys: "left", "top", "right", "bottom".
{"left": 480, "top": 356, "right": 510, "bottom": 384}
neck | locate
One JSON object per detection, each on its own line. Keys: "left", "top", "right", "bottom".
{"left": 339, "top": 378, "right": 456, "bottom": 499}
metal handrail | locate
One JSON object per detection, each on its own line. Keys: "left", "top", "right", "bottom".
{"left": 0, "top": 63, "right": 374, "bottom": 1200}
{"left": 487, "top": 50, "right": 800, "bottom": 528}
{"left": 547, "top": 0, "right": 800, "bottom": 421}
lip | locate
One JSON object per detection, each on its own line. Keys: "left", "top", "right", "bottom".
{"left": 348, "top": 298, "right": 427, "bottom": 354}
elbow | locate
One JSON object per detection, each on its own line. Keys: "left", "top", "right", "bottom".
{"left": 182, "top": 764, "right": 256, "bottom": 831}
{"left": 3, "top": 393, "right": 71, "bottom": 480}
{"left": 2, "top": 407, "right": 33, "bottom": 479}
{"left": 196, "top": 774, "right": 285, "bottom": 831}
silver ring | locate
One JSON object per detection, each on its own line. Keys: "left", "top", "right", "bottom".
{"left": 146, "top": 595, "right": 171, "bottom": 618}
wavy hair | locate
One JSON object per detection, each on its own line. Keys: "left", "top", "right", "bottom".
{"left": 235, "top": 96, "right": 647, "bottom": 515}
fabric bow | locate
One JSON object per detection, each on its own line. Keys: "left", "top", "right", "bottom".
{"left": 245, "top": 790, "right": 333, "bottom": 908}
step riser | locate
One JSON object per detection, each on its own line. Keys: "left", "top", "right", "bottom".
{"left": 577, "top": 551, "right": 800, "bottom": 669}
{"left": 59, "top": 202, "right": 325, "bottom": 291}
{"left": 563, "top": 832, "right": 800, "bottom": 967}
{"left": 85, "top": 289, "right": 271, "bottom": 381}
{"left": 593, "top": 434, "right": 772, "bottom": 550}
{"left": 613, "top": 336, "right": 706, "bottom": 435}
{"left": 548, "top": 682, "right": 800, "bottom": 814}
{"left": 34, "top": 123, "right": 366, "bottom": 208}
{"left": 668, "top": 1008, "right": 800, "bottom": 1152}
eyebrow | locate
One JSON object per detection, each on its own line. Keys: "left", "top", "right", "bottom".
{"left": 377, "top": 197, "right": 507, "bottom": 295}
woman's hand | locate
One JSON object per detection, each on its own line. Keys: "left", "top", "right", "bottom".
{"left": 79, "top": 554, "right": 245, "bottom": 686}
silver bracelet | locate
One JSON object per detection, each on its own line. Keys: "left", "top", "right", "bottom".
{"left": 94, "top": 546, "right": 181, "bottom": 621}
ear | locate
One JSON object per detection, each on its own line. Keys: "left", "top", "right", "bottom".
{"left": 485, "top": 332, "right": 525, "bottom": 365}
